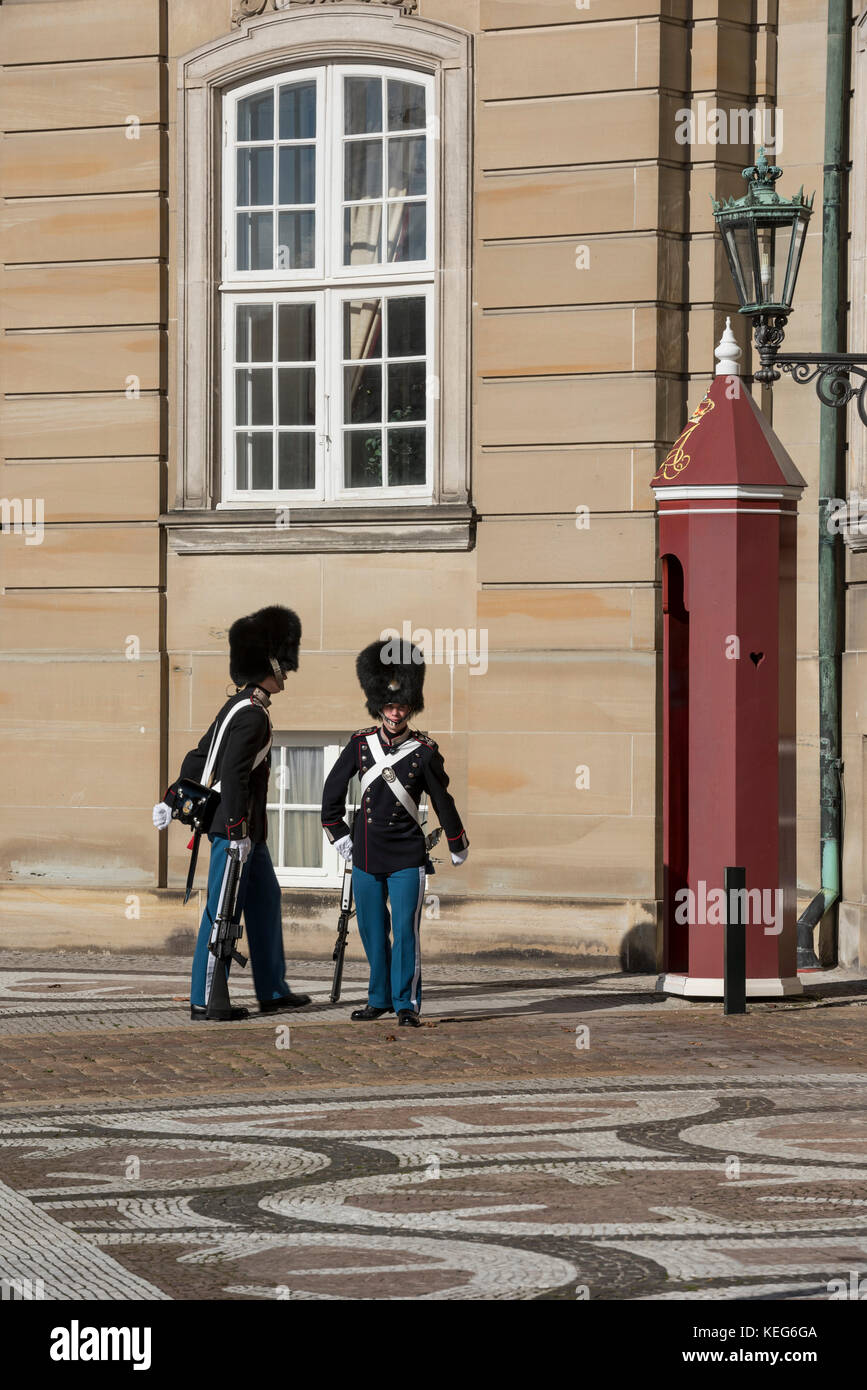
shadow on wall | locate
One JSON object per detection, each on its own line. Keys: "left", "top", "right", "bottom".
{"left": 619, "top": 920, "right": 657, "bottom": 973}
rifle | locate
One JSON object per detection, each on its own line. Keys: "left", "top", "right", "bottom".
{"left": 330, "top": 843, "right": 355, "bottom": 1004}
{"left": 205, "top": 848, "right": 249, "bottom": 1018}
{"left": 329, "top": 822, "right": 443, "bottom": 1004}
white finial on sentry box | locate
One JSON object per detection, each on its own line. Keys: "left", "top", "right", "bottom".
{"left": 715, "top": 316, "right": 742, "bottom": 376}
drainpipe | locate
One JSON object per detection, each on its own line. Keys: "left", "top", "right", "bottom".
{"left": 797, "top": 0, "right": 849, "bottom": 969}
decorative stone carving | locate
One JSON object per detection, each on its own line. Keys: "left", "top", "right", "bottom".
{"left": 233, "top": 0, "right": 417, "bottom": 26}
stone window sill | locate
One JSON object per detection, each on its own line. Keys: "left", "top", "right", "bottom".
{"left": 162, "top": 503, "right": 475, "bottom": 554}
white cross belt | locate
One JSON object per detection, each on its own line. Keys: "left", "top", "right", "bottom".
{"left": 360, "top": 735, "right": 422, "bottom": 824}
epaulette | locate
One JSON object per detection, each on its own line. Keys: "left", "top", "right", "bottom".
{"left": 353, "top": 726, "right": 378, "bottom": 738}
{"left": 411, "top": 729, "right": 437, "bottom": 748}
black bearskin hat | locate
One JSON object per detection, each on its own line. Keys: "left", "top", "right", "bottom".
{"left": 228, "top": 605, "right": 302, "bottom": 686}
{"left": 356, "top": 638, "right": 425, "bottom": 718}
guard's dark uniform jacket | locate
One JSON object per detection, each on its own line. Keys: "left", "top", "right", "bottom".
{"left": 164, "top": 685, "right": 272, "bottom": 842}
{"left": 321, "top": 725, "right": 469, "bottom": 874}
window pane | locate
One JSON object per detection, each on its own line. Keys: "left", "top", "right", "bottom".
{"left": 278, "top": 367, "right": 315, "bottom": 426}
{"left": 388, "top": 362, "right": 425, "bottom": 421}
{"left": 236, "top": 304, "right": 272, "bottom": 362}
{"left": 235, "top": 368, "right": 273, "bottom": 426}
{"left": 285, "top": 745, "right": 324, "bottom": 802}
{"left": 344, "top": 205, "right": 382, "bottom": 265}
{"left": 345, "top": 431, "right": 383, "bottom": 488}
{"left": 235, "top": 433, "right": 273, "bottom": 490}
{"left": 278, "top": 303, "right": 315, "bottom": 361}
{"left": 345, "top": 139, "right": 382, "bottom": 201}
{"left": 237, "top": 147, "right": 273, "bottom": 207}
{"left": 388, "top": 202, "right": 426, "bottom": 262}
{"left": 278, "top": 145, "right": 315, "bottom": 205}
{"left": 387, "top": 80, "right": 426, "bottom": 131}
{"left": 237, "top": 211, "right": 273, "bottom": 270}
{"left": 267, "top": 807, "right": 282, "bottom": 851}
{"left": 387, "top": 297, "right": 425, "bottom": 357}
{"left": 279, "top": 81, "right": 316, "bottom": 140}
{"left": 283, "top": 810, "right": 322, "bottom": 869}
{"left": 387, "top": 427, "right": 426, "bottom": 486}
{"left": 345, "top": 76, "right": 382, "bottom": 134}
{"left": 277, "top": 211, "right": 315, "bottom": 270}
{"left": 344, "top": 299, "right": 383, "bottom": 360}
{"left": 237, "top": 90, "right": 273, "bottom": 141}
{"left": 388, "top": 136, "right": 426, "bottom": 197}
{"left": 344, "top": 364, "right": 382, "bottom": 424}
{"left": 278, "top": 433, "right": 315, "bottom": 491}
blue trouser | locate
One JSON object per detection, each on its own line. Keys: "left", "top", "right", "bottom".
{"left": 191, "top": 836, "right": 290, "bottom": 1009}
{"left": 352, "top": 864, "right": 427, "bottom": 1014}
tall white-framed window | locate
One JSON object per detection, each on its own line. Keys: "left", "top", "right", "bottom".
{"left": 222, "top": 64, "right": 436, "bottom": 505}
{"left": 267, "top": 736, "right": 359, "bottom": 888}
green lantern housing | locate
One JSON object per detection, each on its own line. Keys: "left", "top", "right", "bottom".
{"left": 711, "top": 148, "right": 814, "bottom": 316}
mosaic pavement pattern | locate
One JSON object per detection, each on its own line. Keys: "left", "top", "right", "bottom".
{"left": 3, "top": 1074, "right": 867, "bottom": 1301}
{"left": 1, "top": 954, "right": 866, "bottom": 1301}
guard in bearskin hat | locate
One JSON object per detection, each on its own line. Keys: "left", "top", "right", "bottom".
{"left": 152, "top": 606, "right": 310, "bottom": 1021}
{"left": 320, "top": 638, "right": 469, "bottom": 1027}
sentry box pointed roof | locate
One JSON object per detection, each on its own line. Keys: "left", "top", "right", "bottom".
{"left": 651, "top": 322, "right": 806, "bottom": 495}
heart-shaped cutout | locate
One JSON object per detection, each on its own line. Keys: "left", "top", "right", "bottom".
{"left": 749, "top": 651, "right": 765, "bottom": 667}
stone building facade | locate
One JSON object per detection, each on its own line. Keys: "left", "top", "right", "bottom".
{"left": 1, "top": 0, "right": 866, "bottom": 968}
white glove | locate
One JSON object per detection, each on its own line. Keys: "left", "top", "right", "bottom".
{"left": 228, "top": 836, "right": 252, "bottom": 864}
{"left": 152, "top": 802, "right": 172, "bottom": 830}
{"left": 335, "top": 834, "right": 353, "bottom": 864}
{"left": 451, "top": 849, "right": 469, "bottom": 866}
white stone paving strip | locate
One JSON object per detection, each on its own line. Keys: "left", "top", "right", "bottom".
{"left": 0, "top": 1176, "right": 170, "bottom": 1299}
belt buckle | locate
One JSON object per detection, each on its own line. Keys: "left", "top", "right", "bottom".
{"left": 382, "top": 767, "right": 396, "bottom": 783}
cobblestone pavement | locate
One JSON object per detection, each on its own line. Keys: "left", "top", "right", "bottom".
{"left": 1, "top": 951, "right": 867, "bottom": 1301}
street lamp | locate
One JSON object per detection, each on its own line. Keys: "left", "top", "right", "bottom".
{"left": 712, "top": 147, "right": 867, "bottom": 421}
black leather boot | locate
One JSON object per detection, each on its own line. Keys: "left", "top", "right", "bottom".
{"left": 190, "top": 1005, "right": 249, "bottom": 1022}
{"left": 259, "top": 992, "right": 311, "bottom": 1013}
{"left": 398, "top": 1009, "right": 421, "bottom": 1028}
{"left": 350, "top": 1005, "right": 391, "bottom": 1021}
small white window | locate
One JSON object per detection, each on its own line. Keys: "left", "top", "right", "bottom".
{"left": 222, "top": 64, "right": 435, "bottom": 505}
{"left": 267, "top": 737, "right": 358, "bottom": 887}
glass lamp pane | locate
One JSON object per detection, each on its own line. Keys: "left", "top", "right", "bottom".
{"left": 278, "top": 303, "right": 315, "bottom": 362}
{"left": 344, "top": 299, "right": 383, "bottom": 360}
{"left": 723, "top": 224, "right": 753, "bottom": 307}
{"left": 277, "top": 433, "right": 315, "bottom": 490}
{"left": 387, "top": 297, "right": 425, "bottom": 357}
{"left": 756, "top": 224, "right": 778, "bottom": 305}
{"left": 387, "top": 80, "right": 426, "bottom": 131}
{"left": 345, "top": 77, "right": 382, "bottom": 134}
{"left": 782, "top": 217, "right": 808, "bottom": 307}
{"left": 279, "top": 82, "right": 316, "bottom": 140}
{"left": 387, "top": 203, "right": 426, "bottom": 262}
{"left": 237, "top": 91, "right": 273, "bottom": 141}
{"left": 387, "top": 428, "right": 426, "bottom": 486}
{"left": 345, "top": 431, "right": 383, "bottom": 487}
{"left": 344, "top": 205, "right": 382, "bottom": 265}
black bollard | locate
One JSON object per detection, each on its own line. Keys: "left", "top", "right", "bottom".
{"left": 724, "top": 866, "right": 747, "bottom": 1015}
